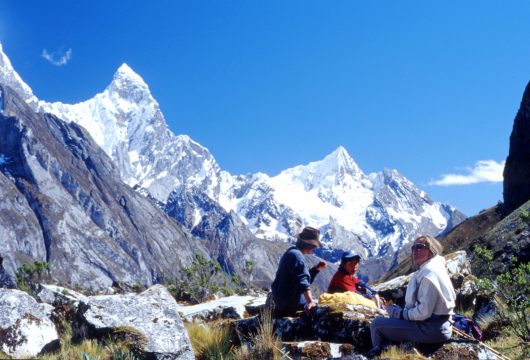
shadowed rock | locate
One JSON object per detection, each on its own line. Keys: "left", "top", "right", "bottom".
{"left": 504, "top": 81, "right": 530, "bottom": 213}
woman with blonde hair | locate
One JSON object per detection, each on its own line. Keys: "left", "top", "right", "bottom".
{"left": 368, "top": 235, "right": 456, "bottom": 356}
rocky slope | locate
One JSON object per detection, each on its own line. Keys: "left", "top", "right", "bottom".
{"left": 0, "top": 84, "right": 211, "bottom": 290}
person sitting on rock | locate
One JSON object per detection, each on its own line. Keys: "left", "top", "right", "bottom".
{"left": 270, "top": 226, "right": 327, "bottom": 318}
{"left": 327, "top": 250, "right": 372, "bottom": 298}
{"left": 368, "top": 235, "right": 456, "bottom": 356}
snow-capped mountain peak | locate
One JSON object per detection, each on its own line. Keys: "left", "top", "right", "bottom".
{"left": 0, "top": 44, "right": 466, "bottom": 283}
{"left": 320, "top": 146, "right": 363, "bottom": 179}
{"left": 0, "top": 43, "right": 38, "bottom": 107}
{"left": 107, "top": 63, "right": 151, "bottom": 100}
{"left": 274, "top": 146, "right": 365, "bottom": 194}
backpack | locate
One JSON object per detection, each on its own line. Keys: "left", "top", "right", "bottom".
{"left": 452, "top": 313, "right": 483, "bottom": 341}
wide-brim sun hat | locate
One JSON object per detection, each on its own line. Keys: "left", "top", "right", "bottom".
{"left": 296, "top": 226, "right": 323, "bottom": 248}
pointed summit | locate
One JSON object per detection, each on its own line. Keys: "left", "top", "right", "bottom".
{"left": 274, "top": 146, "right": 364, "bottom": 193}
{"left": 319, "top": 146, "right": 363, "bottom": 179}
{"left": 0, "top": 43, "right": 38, "bottom": 107}
{"left": 107, "top": 63, "right": 151, "bottom": 100}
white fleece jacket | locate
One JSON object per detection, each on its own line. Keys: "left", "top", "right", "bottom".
{"left": 403, "top": 255, "right": 456, "bottom": 321}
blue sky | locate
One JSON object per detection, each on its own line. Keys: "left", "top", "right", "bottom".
{"left": 1, "top": 1, "right": 529, "bottom": 216}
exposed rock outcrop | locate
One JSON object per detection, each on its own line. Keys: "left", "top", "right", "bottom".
{"left": 0, "top": 85, "right": 210, "bottom": 290}
{"left": 0, "top": 288, "right": 58, "bottom": 358}
{"left": 166, "top": 186, "right": 288, "bottom": 290}
{"left": 175, "top": 294, "right": 267, "bottom": 322}
{"left": 77, "top": 285, "right": 194, "bottom": 359}
{"left": 503, "top": 81, "right": 530, "bottom": 213}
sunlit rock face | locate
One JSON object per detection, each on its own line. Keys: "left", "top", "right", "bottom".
{"left": 0, "top": 85, "right": 209, "bottom": 290}
{"left": 78, "top": 285, "right": 194, "bottom": 360}
{"left": 0, "top": 289, "right": 59, "bottom": 358}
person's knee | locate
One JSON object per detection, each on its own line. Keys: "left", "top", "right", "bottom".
{"left": 370, "top": 316, "right": 389, "bottom": 331}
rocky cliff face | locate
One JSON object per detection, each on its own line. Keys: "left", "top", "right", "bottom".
{"left": 165, "top": 186, "right": 287, "bottom": 289}
{"left": 0, "top": 85, "right": 209, "bottom": 290}
{"left": 503, "top": 81, "right": 530, "bottom": 214}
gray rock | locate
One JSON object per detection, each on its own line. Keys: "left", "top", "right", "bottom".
{"left": 36, "top": 284, "right": 88, "bottom": 311}
{"left": 78, "top": 285, "right": 194, "bottom": 359}
{"left": 233, "top": 305, "right": 375, "bottom": 354}
{"left": 0, "top": 85, "right": 210, "bottom": 291}
{"left": 175, "top": 294, "right": 267, "bottom": 322}
{"left": 0, "top": 288, "right": 59, "bottom": 358}
{"left": 281, "top": 340, "right": 368, "bottom": 359}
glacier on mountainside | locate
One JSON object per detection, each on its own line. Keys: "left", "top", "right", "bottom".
{"left": 0, "top": 43, "right": 466, "bottom": 280}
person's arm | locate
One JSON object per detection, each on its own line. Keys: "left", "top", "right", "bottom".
{"left": 302, "top": 289, "right": 317, "bottom": 313}
{"left": 309, "top": 261, "right": 327, "bottom": 282}
{"left": 403, "top": 277, "right": 438, "bottom": 321}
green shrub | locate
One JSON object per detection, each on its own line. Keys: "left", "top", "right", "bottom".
{"left": 170, "top": 253, "right": 222, "bottom": 304}
{"left": 473, "top": 246, "right": 530, "bottom": 357}
{"left": 244, "top": 260, "right": 254, "bottom": 276}
{"left": 519, "top": 209, "right": 530, "bottom": 225}
{"left": 16, "top": 260, "right": 51, "bottom": 294}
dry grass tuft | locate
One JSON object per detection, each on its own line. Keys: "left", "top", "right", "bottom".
{"left": 231, "top": 306, "right": 283, "bottom": 360}
{"left": 378, "top": 344, "right": 430, "bottom": 360}
{"left": 185, "top": 321, "right": 234, "bottom": 359}
{"left": 486, "top": 330, "right": 527, "bottom": 360}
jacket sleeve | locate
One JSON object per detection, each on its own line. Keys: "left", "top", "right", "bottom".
{"left": 309, "top": 266, "right": 320, "bottom": 283}
{"left": 295, "top": 257, "right": 311, "bottom": 291}
{"left": 403, "top": 277, "right": 438, "bottom": 321}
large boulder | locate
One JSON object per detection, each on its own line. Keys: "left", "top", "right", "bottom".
{"left": 35, "top": 284, "right": 88, "bottom": 312}
{"left": 77, "top": 285, "right": 194, "bottom": 359}
{"left": 0, "top": 288, "right": 59, "bottom": 358}
{"left": 175, "top": 294, "right": 267, "bottom": 322}
{"left": 233, "top": 305, "right": 378, "bottom": 354}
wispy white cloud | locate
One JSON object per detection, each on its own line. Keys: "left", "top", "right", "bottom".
{"left": 429, "top": 160, "right": 505, "bottom": 186}
{"left": 41, "top": 48, "right": 72, "bottom": 66}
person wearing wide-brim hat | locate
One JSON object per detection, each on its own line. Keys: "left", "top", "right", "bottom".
{"left": 270, "top": 226, "right": 327, "bottom": 318}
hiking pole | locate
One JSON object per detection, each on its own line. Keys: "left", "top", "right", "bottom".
{"left": 451, "top": 326, "right": 511, "bottom": 360}
{"left": 273, "top": 344, "right": 294, "bottom": 360}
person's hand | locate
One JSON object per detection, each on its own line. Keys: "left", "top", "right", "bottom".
{"left": 385, "top": 304, "right": 402, "bottom": 318}
{"left": 304, "top": 301, "right": 317, "bottom": 314}
{"left": 315, "top": 261, "right": 327, "bottom": 271}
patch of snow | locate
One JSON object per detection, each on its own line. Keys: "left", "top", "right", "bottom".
{"left": 0, "top": 153, "right": 7, "bottom": 165}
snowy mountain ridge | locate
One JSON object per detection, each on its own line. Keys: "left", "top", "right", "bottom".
{"left": 0, "top": 43, "right": 465, "bottom": 279}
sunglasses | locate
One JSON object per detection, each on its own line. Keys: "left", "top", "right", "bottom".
{"left": 412, "top": 243, "right": 429, "bottom": 251}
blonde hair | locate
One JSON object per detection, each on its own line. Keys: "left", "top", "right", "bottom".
{"left": 415, "top": 235, "right": 444, "bottom": 257}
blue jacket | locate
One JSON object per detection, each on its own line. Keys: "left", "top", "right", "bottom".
{"left": 271, "top": 246, "right": 318, "bottom": 313}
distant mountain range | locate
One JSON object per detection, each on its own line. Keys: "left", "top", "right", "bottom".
{"left": 0, "top": 43, "right": 465, "bottom": 287}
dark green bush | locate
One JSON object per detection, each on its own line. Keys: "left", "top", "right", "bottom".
{"left": 16, "top": 260, "right": 51, "bottom": 294}
{"left": 473, "top": 246, "right": 529, "bottom": 355}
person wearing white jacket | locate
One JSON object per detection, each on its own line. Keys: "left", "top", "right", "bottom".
{"left": 368, "top": 235, "right": 456, "bottom": 355}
